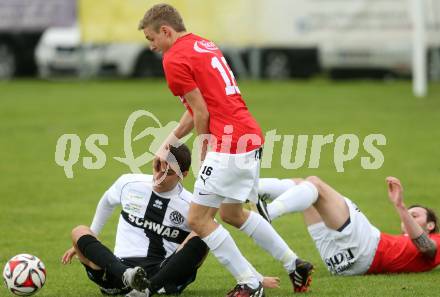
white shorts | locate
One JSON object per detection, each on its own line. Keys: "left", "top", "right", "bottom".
{"left": 307, "top": 197, "right": 381, "bottom": 275}
{"left": 193, "top": 148, "right": 262, "bottom": 208}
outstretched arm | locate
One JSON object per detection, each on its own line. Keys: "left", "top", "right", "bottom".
{"left": 90, "top": 191, "right": 117, "bottom": 235}
{"left": 386, "top": 177, "right": 437, "bottom": 259}
{"left": 62, "top": 192, "right": 116, "bottom": 265}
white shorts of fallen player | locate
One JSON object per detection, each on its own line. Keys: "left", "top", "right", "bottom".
{"left": 193, "top": 148, "right": 261, "bottom": 208}
{"left": 308, "top": 197, "right": 381, "bottom": 275}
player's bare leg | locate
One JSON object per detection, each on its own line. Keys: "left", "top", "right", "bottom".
{"left": 256, "top": 176, "right": 351, "bottom": 292}
{"left": 187, "top": 203, "right": 219, "bottom": 237}
{"left": 305, "top": 176, "right": 350, "bottom": 231}
{"left": 219, "top": 203, "right": 250, "bottom": 227}
{"left": 302, "top": 206, "right": 324, "bottom": 226}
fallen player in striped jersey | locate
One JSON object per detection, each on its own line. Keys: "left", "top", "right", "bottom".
{"left": 62, "top": 143, "right": 280, "bottom": 297}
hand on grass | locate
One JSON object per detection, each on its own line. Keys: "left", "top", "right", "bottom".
{"left": 61, "top": 247, "right": 76, "bottom": 264}
{"left": 262, "top": 276, "right": 280, "bottom": 289}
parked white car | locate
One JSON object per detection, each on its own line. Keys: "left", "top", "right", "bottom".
{"left": 319, "top": 42, "right": 413, "bottom": 78}
{"left": 35, "top": 26, "right": 163, "bottom": 78}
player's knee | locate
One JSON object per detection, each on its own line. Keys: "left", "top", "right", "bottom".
{"left": 305, "top": 176, "right": 323, "bottom": 190}
{"left": 188, "top": 205, "right": 218, "bottom": 235}
{"left": 219, "top": 208, "right": 245, "bottom": 228}
{"left": 218, "top": 208, "right": 230, "bottom": 224}
{"left": 292, "top": 177, "right": 304, "bottom": 184}
{"left": 187, "top": 214, "right": 203, "bottom": 233}
{"left": 219, "top": 212, "right": 237, "bottom": 227}
{"left": 71, "top": 225, "right": 92, "bottom": 243}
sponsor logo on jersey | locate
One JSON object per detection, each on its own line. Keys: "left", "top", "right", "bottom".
{"left": 127, "top": 190, "right": 145, "bottom": 200}
{"left": 169, "top": 211, "right": 185, "bottom": 226}
{"left": 121, "top": 211, "right": 189, "bottom": 243}
{"left": 193, "top": 40, "right": 218, "bottom": 54}
{"left": 123, "top": 203, "right": 143, "bottom": 215}
{"left": 153, "top": 199, "right": 163, "bottom": 209}
{"left": 128, "top": 213, "right": 180, "bottom": 238}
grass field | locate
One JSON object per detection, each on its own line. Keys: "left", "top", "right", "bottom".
{"left": 1, "top": 79, "right": 440, "bottom": 297}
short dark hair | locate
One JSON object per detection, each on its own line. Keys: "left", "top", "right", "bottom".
{"left": 138, "top": 3, "right": 186, "bottom": 32}
{"left": 168, "top": 142, "right": 191, "bottom": 173}
{"left": 409, "top": 204, "right": 438, "bottom": 234}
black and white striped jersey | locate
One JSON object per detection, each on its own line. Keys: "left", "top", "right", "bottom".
{"left": 90, "top": 174, "right": 192, "bottom": 263}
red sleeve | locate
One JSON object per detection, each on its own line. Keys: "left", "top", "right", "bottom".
{"left": 163, "top": 57, "right": 197, "bottom": 97}
{"left": 431, "top": 234, "right": 440, "bottom": 262}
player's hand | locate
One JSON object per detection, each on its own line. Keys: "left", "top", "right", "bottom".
{"left": 61, "top": 247, "right": 77, "bottom": 265}
{"left": 153, "top": 155, "right": 167, "bottom": 174}
{"left": 386, "top": 176, "right": 404, "bottom": 208}
{"left": 262, "top": 276, "right": 280, "bottom": 289}
{"left": 154, "top": 144, "right": 170, "bottom": 173}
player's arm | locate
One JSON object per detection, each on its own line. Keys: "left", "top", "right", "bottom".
{"left": 160, "top": 111, "right": 194, "bottom": 148}
{"left": 154, "top": 93, "right": 207, "bottom": 171}
{"left": 387, "top": 177, "right": 437, "bottom": 259}
{"left": 182, "top": 88, "right": 210, "bottom": 161}
{"left": 174, "top": 110, "right": 194, "bottom": 139}
{"left": 62, "top": 189, "right": 117, "bottom": 264}
{"left": 154, "top": 111, "right": 194, "bottom": 173}
{"left": 160, "top": 58, "right": 201, "bottom": 144}
{"left": 89, "top": 191, "right": 117, "bottom": 235}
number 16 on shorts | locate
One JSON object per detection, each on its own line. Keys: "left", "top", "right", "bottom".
{"left": 200, "top": 166, "right": 213, "bottom": 185}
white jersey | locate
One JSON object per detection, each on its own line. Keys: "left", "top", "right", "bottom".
{"left": 90, "top": 174, "right": 192, "bottom": 263}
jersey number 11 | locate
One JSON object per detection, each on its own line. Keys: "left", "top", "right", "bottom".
{"left": 211, "top": 56, "right": 241, "bottom": 96}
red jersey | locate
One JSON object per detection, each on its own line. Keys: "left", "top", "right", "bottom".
{"left": 163, "top": 33, "right": 263, "bottom": 153}
{"left": 367, "top": 233, "right": 440, "bottom": 274}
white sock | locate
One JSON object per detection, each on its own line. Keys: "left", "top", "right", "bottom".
{"left": 258, "top": 178, "right": 296, "bottom": 200}
{"left": 243, "top": 257, "right": 264, "bottom": 283}
{"left": 268, "top": 181, "right": 318, "bottom": 220}
{"left": 240, "top": 211, "right": 297, "bottom": 273}
{"left": 202, "top": 224, "right": 260, "bottom": 289}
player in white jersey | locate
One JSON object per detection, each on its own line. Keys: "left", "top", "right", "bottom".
{"left": 62, "top": 143, "right": 280, "bottom": 296}
{"left": 61, "top": 144, "right": 209, "bottom": 296}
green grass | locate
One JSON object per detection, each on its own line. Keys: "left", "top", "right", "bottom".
{"left": 1, "top": 79, "right": 440, "bottom": 297}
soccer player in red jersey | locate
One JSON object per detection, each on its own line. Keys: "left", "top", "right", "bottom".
{"left": 138, "top": 4, "right": 313, "bottom": 296}
{"left": 256, "top": 176, "right": 440, "bottom": 275}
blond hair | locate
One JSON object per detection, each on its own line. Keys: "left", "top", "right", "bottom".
{"left": 138, "top": 3, "right": 186, "bottom": 32}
